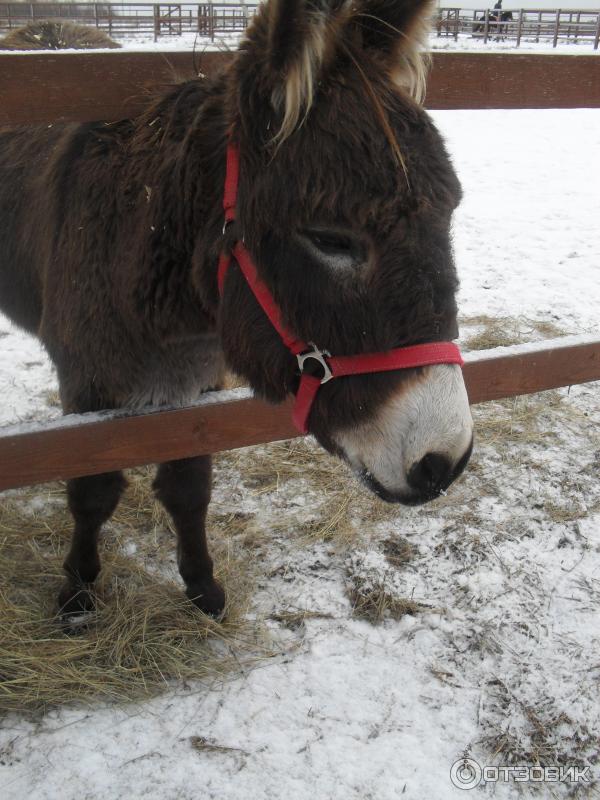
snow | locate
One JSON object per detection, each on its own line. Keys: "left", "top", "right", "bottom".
{"left": 1, "top": 111, "right": 599, "bottom": 798}
{"left": 5, "top": 25, "right": 598, "bottom": 56}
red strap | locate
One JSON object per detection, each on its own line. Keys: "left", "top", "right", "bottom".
{"left": 291, "top": 342, "right": 462, "bottom": 434}
{"left": 218, "top": 142, "right": 464, "bottom": 437}
{"left": 233, "top": 243, "right": 308, "bottom": 355}
{"left": 329, "top": 342, "right": 463, "bottom": 377}
{"left": 217, "top": 252, "right": 231, "bottom": 296}
{"left": 292, "top": 374, "right": 322, "bottom": 434}
{"left": 223, "top": 143, "right": 239, "bottom": 225}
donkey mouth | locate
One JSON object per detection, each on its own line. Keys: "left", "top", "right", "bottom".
{"left": 358, "top": 469, "right": 441, "bottom": 506}
{"left": 356, "top": 437, "right": 474, "bottom": 506}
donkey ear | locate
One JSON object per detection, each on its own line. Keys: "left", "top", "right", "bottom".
{"left": 267, "top": 0, "right": 346, "bottom": 71}
{"left": 261, "top": 0, "right": 350, "bottom": 140}
{"left": 356, "top": 0, "right": 433, "bottom": 54}
{"left": 352, "top": 0, "right": 433, "bottom": 100}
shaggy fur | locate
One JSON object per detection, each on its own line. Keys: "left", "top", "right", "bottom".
{"left": 0, "top": 21, "right": 121, "bottom": 51}
{"left": 0, "top": 0, "right": 464, "bottom": 620}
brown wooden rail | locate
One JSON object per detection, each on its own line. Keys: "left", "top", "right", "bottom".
{"left": 1, "top": 51, "right": 600, "bottom": 127}
{"left": 0, "top": 336, "right": 598, "bottom": 491}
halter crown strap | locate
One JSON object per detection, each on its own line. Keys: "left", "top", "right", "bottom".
{"left": 222, "top": 142, "right": 240, "bottom": 225}
{"left": 218, "top": 142, "right": 463, "bottom": 435}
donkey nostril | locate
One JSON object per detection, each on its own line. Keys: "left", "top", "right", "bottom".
{"left": 407, "top": 452, "right": 452, "bottom": 496}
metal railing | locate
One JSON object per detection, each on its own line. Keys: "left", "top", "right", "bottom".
{"left": 437, "top": 7, "right": 600, "bottom": 48}
{"left": 0, "top": 4, "right": 598, "bottom": 48}
{"left": 0, "top": 3, "right": 259, "bottom": 42}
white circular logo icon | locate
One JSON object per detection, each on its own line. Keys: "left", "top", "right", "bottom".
{"left": 450, "top": 758, "right": 482, "bottom": 790}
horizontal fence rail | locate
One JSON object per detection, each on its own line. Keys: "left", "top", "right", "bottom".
{"left": 0, "top": 336, "right": 599, "bottom": 491}
{"left": 437, "top": 7, "right": 600, "bottom": 48}
{"left": 1, "top": 50, "right": 600, "bottom": 128}
{"left": 0, "top": 4, "right": 598, "bottom": 48}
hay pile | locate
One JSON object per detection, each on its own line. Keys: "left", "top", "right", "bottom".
{"left": 0, "top": 21, "right": 121, "bottom": 51}
{"left": 0, "top": 470, "right": 266, "bottom": 715}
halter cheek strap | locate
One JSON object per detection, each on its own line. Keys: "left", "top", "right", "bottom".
{"left": 218, "top": 143, "right": 464, "bottom": 434}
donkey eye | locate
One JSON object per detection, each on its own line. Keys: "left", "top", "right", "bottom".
{"left": 304, "top": 230, "right": 353, "bottom": 254}
{"left": 298, "top": 228, "right": 366, "bottom": 271}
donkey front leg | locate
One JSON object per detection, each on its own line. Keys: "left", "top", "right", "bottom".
{"left": 58, "top": 471, "right": 127, "bottom": 620}
{"left": 153, "top": 456, "right": 225, "bottom": 617}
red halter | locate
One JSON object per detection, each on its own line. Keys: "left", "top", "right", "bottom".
{"left": 217, "top": 144, "right": 464, "bottom": 434}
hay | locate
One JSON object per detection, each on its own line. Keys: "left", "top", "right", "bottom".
{"left": 0, "top": 21, "right": 121, "bottom": 51}
{"left": 0, "top": 471, "right": 269, "bottom": 715}
{"left": 269, "top": 609, "right": 333, "bottom": 631}
{"left": 219, "top": 440, "right": 363, "bottom": 546}
{"left": 460, "top": 314, "right": 568, "bottom": 352}
{"left": 383, "top": 535, "right": 417, "bottom": 567}
{"left": 349, "top": 586, "right": 426, "bottom": 624}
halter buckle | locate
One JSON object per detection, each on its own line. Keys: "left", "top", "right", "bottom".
{"left": 297, "top": 343, "right": 333, "bottom": 384}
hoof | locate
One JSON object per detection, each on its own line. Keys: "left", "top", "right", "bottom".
{"left": 186, "top": 580, "right": 226, "bottom": 619}
{"left": 57, "top": 583, "right": 97, "bottom": 633}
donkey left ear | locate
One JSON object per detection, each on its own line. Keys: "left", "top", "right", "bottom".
{"left": 262, "top": 0, "right": 351, "bottom": 140}
{"left": 355, "top": 0, "right": 433, "bottom": 54}
{"left": 351, "top": 0, "right": 433, "bottom": 100}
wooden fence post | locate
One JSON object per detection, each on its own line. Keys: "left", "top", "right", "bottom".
{"left": 484, "top": 9, "right": 490, "bottom": 44}
{"left": 553, "top": 9, "right": 561, "bottom": 48}
{"left": 153, "top": 4, "right": 160, "bottom": 42}
{"left": 516, "top": 9, "right": 523, "bottom": 47}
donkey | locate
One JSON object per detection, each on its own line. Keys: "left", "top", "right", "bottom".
{"left": 0, "top": 0, "right": 473, "bottom": 622}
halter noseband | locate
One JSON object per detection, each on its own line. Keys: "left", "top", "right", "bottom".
{"left": 217, "top": 143, "right": 464, "bottom": 435}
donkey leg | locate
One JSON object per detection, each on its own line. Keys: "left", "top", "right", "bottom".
{"left": 58, "top": 471, "right": 127, "bottom": 619}
{"left": 153, "top": 456, "right": 225, "bottom": 617}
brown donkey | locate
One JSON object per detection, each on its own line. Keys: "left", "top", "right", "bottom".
{"left": 0, "top": 0, "right": 473, "bottom": 622}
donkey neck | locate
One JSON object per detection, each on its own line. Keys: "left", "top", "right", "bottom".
{"left": 126, "top": 74, "right": 230, "bottom": 342}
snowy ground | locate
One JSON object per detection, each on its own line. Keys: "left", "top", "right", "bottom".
{"left": 1, "top": 111, "right": 599, "bottom": 798}
{"left": 118, "top": 32, "right": 600, "bottom": 55}
{"left": 4, "top": 28, "right": 597, "bottom": 55}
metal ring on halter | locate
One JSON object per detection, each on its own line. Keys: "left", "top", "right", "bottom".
{"left": 297, "top": 343, "right": 333, "bottom": 384}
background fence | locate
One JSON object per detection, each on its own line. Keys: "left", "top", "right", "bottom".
{"left": 0, "top": 3, "right": 599, "bottom": 47}
{"left": 0, "top": 3, "right": 259, "bottom": 42}
{"left": 437, "top": 7, "right": 600, "bottom": 48}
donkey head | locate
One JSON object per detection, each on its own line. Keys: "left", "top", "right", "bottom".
{"left": 218, "top": 0, "right": 473, "bottom": 505}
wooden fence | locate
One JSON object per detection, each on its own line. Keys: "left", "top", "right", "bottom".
{"left": 0, "top": 4, "right": 599, "bottom": 48}
{"left": 1, "top": 51, "right": 600, "bottom": 126}
{"left": 0, "top": 49, "right": 599, "bottom": 491}
{"left": 1, "top": 336, "right": 599, "bottom": 491}
{"left": 0, "top": 2, "right": 259, "bottom": 42}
